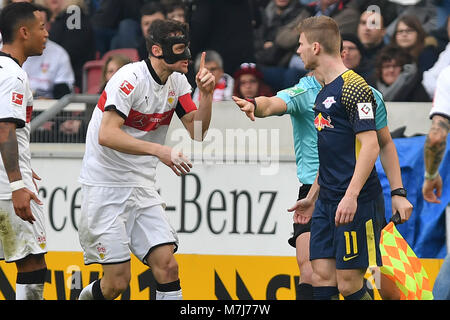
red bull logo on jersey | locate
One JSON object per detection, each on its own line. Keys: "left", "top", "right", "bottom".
{"left": 314, "top": 113, "right": 334, "bottom": 131}
{"left": 119, "top": 80, "right": 135, "bottom": 96}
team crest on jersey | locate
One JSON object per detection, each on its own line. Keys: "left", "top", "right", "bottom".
{"left": 11, "top": 92, "right": 24, "bottom": 107}
{"left": 168, "top": 89, "right": 176, "bottom": 105}
{"left": 119, "top": 80, "right": 135, "bottom": 96}
{"left": 96, "top": 242, "right": 106, "bottom": 259}
{"left": 314, "top": 112, "right": 334, "bottom": 131}
{"left": 357, "top": 103, "right": 374, "bottom": 119}
{"left": 37, "top": 233, "right": 46, "bottom": 249}
{"left": 322, "top": 96, "right": 336, "bottom": 109}
{"left": 40, "top": 63, "right": 49, "bottom": 74}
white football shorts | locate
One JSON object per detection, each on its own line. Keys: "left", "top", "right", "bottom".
{"left": 0, "top": 199, "right": 47, "bottom": 262}
{"left": 78, "top": 185, "right": 179, "bottom": 265}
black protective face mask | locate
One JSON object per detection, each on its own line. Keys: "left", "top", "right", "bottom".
{"left": 155, "top": 35, "right": 191, "bottom": 64}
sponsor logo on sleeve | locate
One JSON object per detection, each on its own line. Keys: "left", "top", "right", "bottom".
{"left": 357, "top": 103, "right": 374, "bottom": 119}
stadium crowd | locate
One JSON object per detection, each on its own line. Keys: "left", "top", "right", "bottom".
{"left": 0, "top": 0, "right": 448, "bottom": 105}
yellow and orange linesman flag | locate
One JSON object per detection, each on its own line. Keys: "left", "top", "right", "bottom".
{"left": 379, "top": 213, "right": 433, "bottom": 300}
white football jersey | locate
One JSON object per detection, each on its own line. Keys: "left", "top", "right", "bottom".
{"left": 430, "top": 65, "right": 450, "bottom": 120}
{"left": 79, "top": 59, "right": 196, "bottom": 187}
{"left": 0, "top": 52, "right": 34, "bottom": 199}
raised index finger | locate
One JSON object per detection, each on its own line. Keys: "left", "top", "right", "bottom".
{"left": 199, "top": 51, "right": 206, "bottom": 72}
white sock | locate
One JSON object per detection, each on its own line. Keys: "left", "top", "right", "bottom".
{"left": 78, "top": 279, "right": 105, "bottom": 300}
{"left": 78, "top": 281, "right": 95, "bottom": 300}
{"left": 156, "top": 289, "right": 183, "bottom": 300}
{"left": 15, "top": 283, "right": 44, "bottom": 300}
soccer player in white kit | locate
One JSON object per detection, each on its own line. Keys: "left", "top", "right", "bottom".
{"left": 77, "top": 19, "right": 215, "bottom": 300}
{"left": 0, "top": 2, "right": 49, "bottom": 300}
{"left": 422, "top": 65, "right": 450, "bottom": 300}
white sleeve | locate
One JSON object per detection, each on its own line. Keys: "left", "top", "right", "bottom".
{"left": 430, "top": 66, "right": 450, "bottom": 119}
{"left": 0, "top": 76, "right": 27, "bottom": 128}
{"left": 102, "top": 67, "right": 137, "bottom": 118}
{"left": 175, "top": 73, "right": 192, "bottom": 97}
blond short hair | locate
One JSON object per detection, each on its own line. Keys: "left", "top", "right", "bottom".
{"left": 298, "top": 16, "right": 341, "bottom": 56}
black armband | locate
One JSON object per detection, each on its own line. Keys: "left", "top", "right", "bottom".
{"left": 391, "top": 187, "right": 407, "bottom": 198}
{"left": 245, "top": 97, "right": 257, "bottom": 112}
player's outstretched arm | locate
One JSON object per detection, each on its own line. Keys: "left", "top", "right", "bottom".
{"left": 0, "top": 122, "right": 40, "bottom": 224}
{"left": 232, "top": 96, "right": 287, "bottom": 121}
{"left": 377, "top": 126, "right": 413, "bottom": 223}
{"left": 99, "top": 110, "right": 192, "bottom": 176}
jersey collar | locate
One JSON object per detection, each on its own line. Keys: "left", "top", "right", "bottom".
{"left": 145, "top": 58, "right": 163, "bottom": 85}
{"left": 0, "top": 51, "right": 20, "bottom": 66}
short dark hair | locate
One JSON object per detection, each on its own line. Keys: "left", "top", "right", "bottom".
{"left": 163, "top": 0, "right": 186, "bottom": 13}
{"left": 140, "top": 2, "right": 166, "bottom": 18}
{"left": 146, "top": 19, "right": 189, "bottom": 55}
{"left": 375, "top": 45, "right": 413, "bottom": 81}
{"left": 0, "top": 2, "right": 39, "bottom": 44}
{"left": 33, "top": 4, "right": 52, "bottom": 23}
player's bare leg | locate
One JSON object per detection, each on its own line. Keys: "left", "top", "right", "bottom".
{"left": 15, "top": 253, "right": 47, "bottom": 300}
{"left": 78, "top": 261, "right": 131, "bottom": 300}
{"left": 146, "top": 244, "right": 182, "bottom": 300}
{"left": 100, "top": 262, "right": 131, "bottom": 299}
{"left": 336, "top": 268, "right": 372, "bottom": 300}
{"left": 311, "top": 258, "right": 339, "bottom": 299}
{"left": 296, "top": 232, "right": 313, "bottom": 299}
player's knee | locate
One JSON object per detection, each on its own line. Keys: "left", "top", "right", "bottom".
{"left": 105, "top": 276, "right": 130, "bottom": 297}
{"left": 337, "top": 273, "right": 362, "bottom": 297}
{"left": 298, "top": 261, "right": 314, "bottom": 284}
{"left": 153, "top": 257, "right": 179, "bottom": 282}
{"left": 311, "top": 261, "right": 336, "bottom": 286}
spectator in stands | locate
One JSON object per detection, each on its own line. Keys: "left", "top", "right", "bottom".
{"left": 41, "top": 0, "right": 64, "bottom": 22}
{"left": 90, "top": 0, "right": 144, "bottom": 56}
{"left": 98, "top": 54, "right": 132, "bottom": 93}
{"left": 189, "top": 0, "right": 256, "bottom": 86}
{"left": 2, "top": 0, "right": 34, "bottom": 6}
{"left": 384, "top": 0, "right": 438, "bottom": 40}
{"left": 252, "top": 0, "right": 303, "bottom": 92}
{"left": 135, "top": 2, "right": 166, "bottom": 60}
{"left": 192, "top": 50, "right": 234, "bottom": 102}
{"left": 422, "top": 15, "right": 450, "bottom": 99}
{"left": 374, "top": 45, "right": 430, "bottom": 102}
{"left": 254, "top": 0, "right": 302, "bottom": 67}
{"left": 276, "top": 0, "right": 360, "bottom": 49}
{"left": 272, "top": 0, "right": 359, "bottom": 91}
{"left": 162, "top": 0, "right": 186, "bottom": 23}
{"left": 390, "top": 15, "right": 439, "bottom": 75}
{"left": 232, "top": 62, "right": 274, "bottom": 99}
{"left": 48, "top": 0, "right": 95, "bottom": 90}
{"left": 341, "top": 33, "right": 373, "bottom": 84}
{"left": 23, "top": 4, "right": 74, "bottom": 99}
{"left": 356, "top": 10, "right": 386, "bottom": 83}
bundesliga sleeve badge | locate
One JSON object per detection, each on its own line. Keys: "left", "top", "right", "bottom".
{"left": 119, "top": 80, "right": 135, "bottom": 96}
{"left": 11, "top": 92, "right": 24, "bottom": 107}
